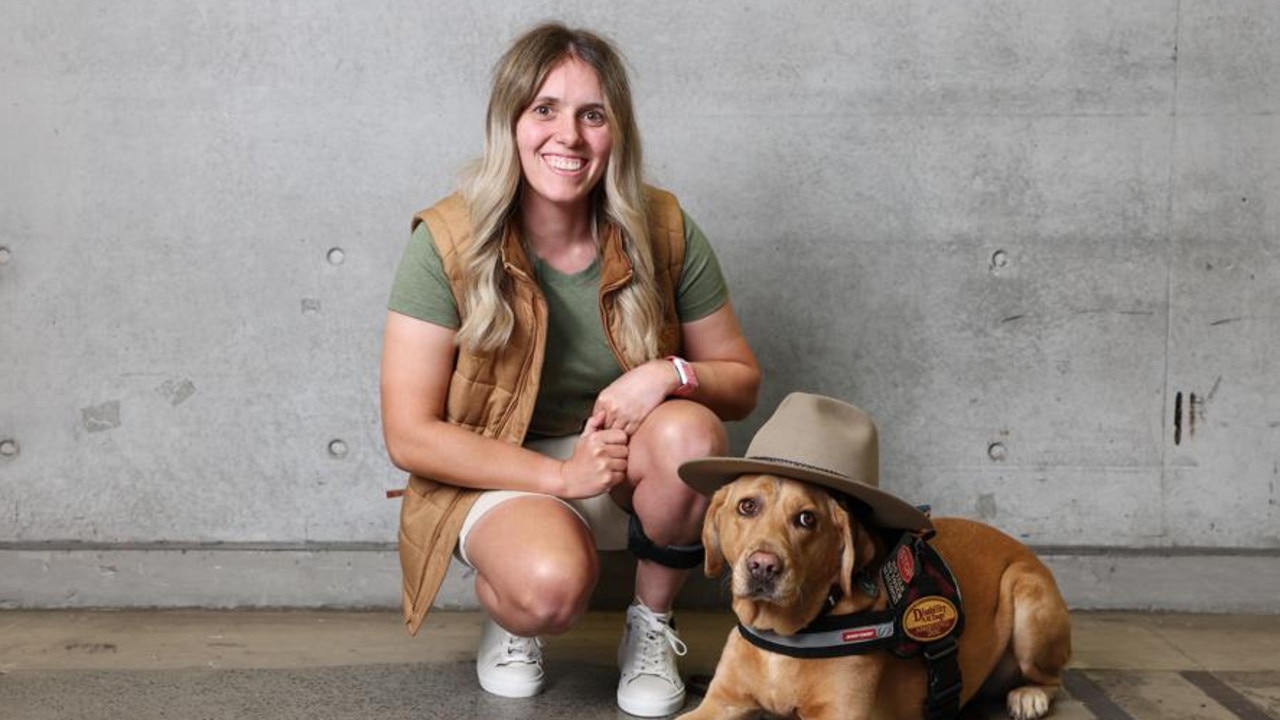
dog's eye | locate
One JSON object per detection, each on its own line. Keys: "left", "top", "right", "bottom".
{"left": 795, "top": 510, "right": 817, "bottom": 529}
{"left": 736, "top": 498, "right": 760, "bottom": 517}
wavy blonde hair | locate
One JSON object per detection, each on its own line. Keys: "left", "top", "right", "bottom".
{"left": 456, "top": 22, "right": 663, "bottom": 367}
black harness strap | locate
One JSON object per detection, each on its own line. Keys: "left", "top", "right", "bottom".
{"left": 737, "top": 609, "right": 897, "bottom": 659}
{"left": 923, "top": 636, "right": 963, "bottom": 720}
{"left": 882, "top": 530, "right": 965, "bottom": 720}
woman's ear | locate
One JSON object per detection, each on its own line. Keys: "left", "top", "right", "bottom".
{"left": 702, "top": 485, "right": 730, "bottom": 578}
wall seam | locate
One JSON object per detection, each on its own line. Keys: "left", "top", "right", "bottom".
{"left": 1158, "top": 0, "right": 1184, "bottom": 540}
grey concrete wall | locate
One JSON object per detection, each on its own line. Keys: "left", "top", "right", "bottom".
{"left": 2, "top": 1, "right": 1277, "bottom": 611}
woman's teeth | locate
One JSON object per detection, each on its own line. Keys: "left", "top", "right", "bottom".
{"left": 546, "top": 155, "right": 584, "bottom": 171}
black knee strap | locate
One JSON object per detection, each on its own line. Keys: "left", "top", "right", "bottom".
{"left": 627, "top": 513, "right": 705, "bottom": 569}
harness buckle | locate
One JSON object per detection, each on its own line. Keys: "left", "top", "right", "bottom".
{"left": 924, "top": 636, "right": 962, "bottom": 716}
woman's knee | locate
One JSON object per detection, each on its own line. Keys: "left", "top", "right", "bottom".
{"left": 496, "top": 556, "right": 597, "bottom": 633}
{"left": 637, "top": 400, "right": 727, "bottom": 466}
{"left": 467, "top": 499, "right": 599, "bottom": 634}
{"left": 623, "top": 402, "right": 721, "bottom": 545}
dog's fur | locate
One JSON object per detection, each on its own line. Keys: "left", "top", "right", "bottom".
{"left": 679, "top": 474, "right": 1072, "bottom": 720}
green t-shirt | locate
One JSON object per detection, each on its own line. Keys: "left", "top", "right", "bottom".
{"left": 388, "top": 211, "right": 730, "bottom": 436}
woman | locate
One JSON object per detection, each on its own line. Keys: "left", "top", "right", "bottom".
{"left": 381, "top": 22, "right": 759, "bottom": 717}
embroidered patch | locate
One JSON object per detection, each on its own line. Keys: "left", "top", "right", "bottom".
{"left": 881, "top": 541, "right": 911, "bottom": 605}
{"left": 902, "top": 596, "right": 959, "bottom": 642}
{"left": 882, "top": 559, "right": 906, "bottom": 605}
{"left": 842, "top": 627, "right": 881, "bottom": 643}
{"left": 896, "top": 544, "right": 916, "bottom": 584}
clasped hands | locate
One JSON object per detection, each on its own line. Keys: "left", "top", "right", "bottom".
{"left": 553, "top": 359, "right": 679, "bottom": 499}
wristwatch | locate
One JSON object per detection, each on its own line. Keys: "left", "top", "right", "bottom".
{"left": 666, "top": 356, "right": 699, "bottom": 397}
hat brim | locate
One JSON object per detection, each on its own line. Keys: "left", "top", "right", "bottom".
{"left": 679, "top": 457, "right": 933, "bottom": 532}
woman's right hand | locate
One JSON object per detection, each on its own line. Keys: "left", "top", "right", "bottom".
{"left": 555, "top": 412, "right": 629, "bottom": 498}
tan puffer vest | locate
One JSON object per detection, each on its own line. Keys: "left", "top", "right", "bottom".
{"left": 397, "top": 186, "right": 687, "bottom": 634}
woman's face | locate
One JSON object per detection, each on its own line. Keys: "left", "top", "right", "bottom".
{"left": 515, "top": 56, "right": 613, "bottom": 212}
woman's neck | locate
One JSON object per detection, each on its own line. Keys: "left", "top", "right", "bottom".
{"left": 520, "top": 193, "right": 598, "bottom": 274}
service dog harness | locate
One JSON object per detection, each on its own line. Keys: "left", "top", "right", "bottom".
{"left": 737, "top": 523, "right": 965, "bottom": 720}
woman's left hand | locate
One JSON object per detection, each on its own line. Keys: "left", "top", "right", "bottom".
{"left": 592, "top": 359, "right": 679, "bottom": 436}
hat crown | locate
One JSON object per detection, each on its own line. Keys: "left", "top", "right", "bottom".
{"left": 677, "top": 392, "right": 930, "bottom": 530}
{"left": 745, "top": 393, "right": 880, "bottom": 489}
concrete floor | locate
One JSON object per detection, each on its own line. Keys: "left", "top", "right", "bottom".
{"left": 1, "top": 610, "right": 1278, "bottom": 720}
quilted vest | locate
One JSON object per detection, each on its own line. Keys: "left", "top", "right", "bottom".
{"left": 397, "top": 186, "right": 687, "bottom": 634}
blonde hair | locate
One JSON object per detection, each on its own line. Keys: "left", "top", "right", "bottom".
{"left": 456, "top": 22, "right": 663, "bottom": 367}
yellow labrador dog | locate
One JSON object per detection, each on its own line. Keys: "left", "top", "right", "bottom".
{"left": 678, "top": 394, "right": 1072, "bottom": 720}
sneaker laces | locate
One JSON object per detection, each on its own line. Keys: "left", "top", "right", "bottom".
{"left": 499, "top": 633, "right": 544, "bottom": 667}
{"left": 631, "top": 613, "right": 688, "bottom": 677}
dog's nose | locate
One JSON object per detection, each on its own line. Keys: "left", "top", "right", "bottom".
{"left": 747, "top": 551, "right": 782, "bottom": 582}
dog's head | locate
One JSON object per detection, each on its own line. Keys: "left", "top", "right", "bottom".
{"left": 703, "top": 474, "right": 879, "bottom": 635}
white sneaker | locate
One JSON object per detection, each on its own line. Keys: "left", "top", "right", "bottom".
{"left": 475, "top": 615, "right": 545, "bottom": 698}
{"left": 616, "top": 601, "right": 688, "bottom": 717}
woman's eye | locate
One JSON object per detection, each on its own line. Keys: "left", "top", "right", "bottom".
{"left": 795, "top": 511, "right": 817, "bottom": 529}
{"left": 532, "top": 105, "right": 552, "bottom": 117}
{"left": 582, "top": 109, "right": 606, "bottom": 125}
{"left": 737, "top": 498, "right": 759, "bottom": 517}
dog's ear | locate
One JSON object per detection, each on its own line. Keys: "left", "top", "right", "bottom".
{"left": 830, "top": 497, "right": 858, "bottom": 599}
{"left": 831, "top": 496, "right": 878, "bottom": 599}
{"left": 702, "top": 485, "right": 731, "bottom": 578}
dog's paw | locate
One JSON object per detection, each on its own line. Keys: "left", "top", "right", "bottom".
{"left": 1007, "top": 686, "right": 1053, "bottom": 720}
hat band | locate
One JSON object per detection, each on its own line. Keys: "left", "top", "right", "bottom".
{"left": 748, "top": 455, "right": 852, "bottom": 481}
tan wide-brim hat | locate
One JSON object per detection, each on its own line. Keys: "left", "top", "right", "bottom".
{"left": 679, "top": 392, "right": 932, "bottom": 531}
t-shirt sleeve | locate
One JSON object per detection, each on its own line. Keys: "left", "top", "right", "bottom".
{"left": 676, "top": 211, "right": 730, "bottom": 322}
{"left": 387, "top": 222, "right": 461, "bottom": 329}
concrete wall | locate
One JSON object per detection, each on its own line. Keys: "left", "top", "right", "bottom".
{"left": 2, "top": 1, "right": 1277, "bottom": 612}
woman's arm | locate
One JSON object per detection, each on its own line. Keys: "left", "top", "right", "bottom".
{"left": 592, "top": 301, "right": 761, "bottom": 432}
{"left": 672, "top": 300, "right": 760, "bottom": 420}
{"left": 380, "top": 310, "right": 628, "bottom": 497}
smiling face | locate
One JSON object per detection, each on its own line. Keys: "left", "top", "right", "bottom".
{"left": 514, "top": 56, "right": 613, "bottom": 214}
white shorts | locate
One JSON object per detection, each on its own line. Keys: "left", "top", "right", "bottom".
{"left": 455, "top": 433, "right": 630, "bottom": 566}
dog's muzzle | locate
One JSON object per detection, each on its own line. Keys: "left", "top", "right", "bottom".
{"left": 743, "top": 550, "right": 784, "bottom": 597}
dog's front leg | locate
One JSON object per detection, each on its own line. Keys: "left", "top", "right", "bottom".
{"left": 792, "top": 655, "right": 884, "bottom": 720}
{"left": 676, "top": 635, "right": 769, "bottom": 720}
{"left": 675, "top": 676, "right": 761, "bottom": 720}
{"left": 675, "top": 695, "right": 756, "bottom": 720}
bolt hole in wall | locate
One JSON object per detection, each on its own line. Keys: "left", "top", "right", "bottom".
{"left": 0, "top": 438, "right": 19, "bottom": 459}
{"left": 326, "top": 247, "right": 345, "bottom": 265}
{"left": 0, "top": 246, "right": 11, "bottom": 265}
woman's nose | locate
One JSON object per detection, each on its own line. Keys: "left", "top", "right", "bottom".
{"left": 554, "top": 116, "right": 581, "bottom": 145}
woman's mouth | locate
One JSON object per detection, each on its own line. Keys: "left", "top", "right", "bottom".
{"left": 543, "top": 154, "right": 586, "bottom": 172}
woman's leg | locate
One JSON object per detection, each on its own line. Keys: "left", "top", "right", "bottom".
{"left": 463, "top": 495, "right": 599, "bottom": 636}
{"left": 615, "top": 398, "right": 727, "bottom": 611}
{"left": 611, "top": 399, "right": 727, "bottom": 716}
